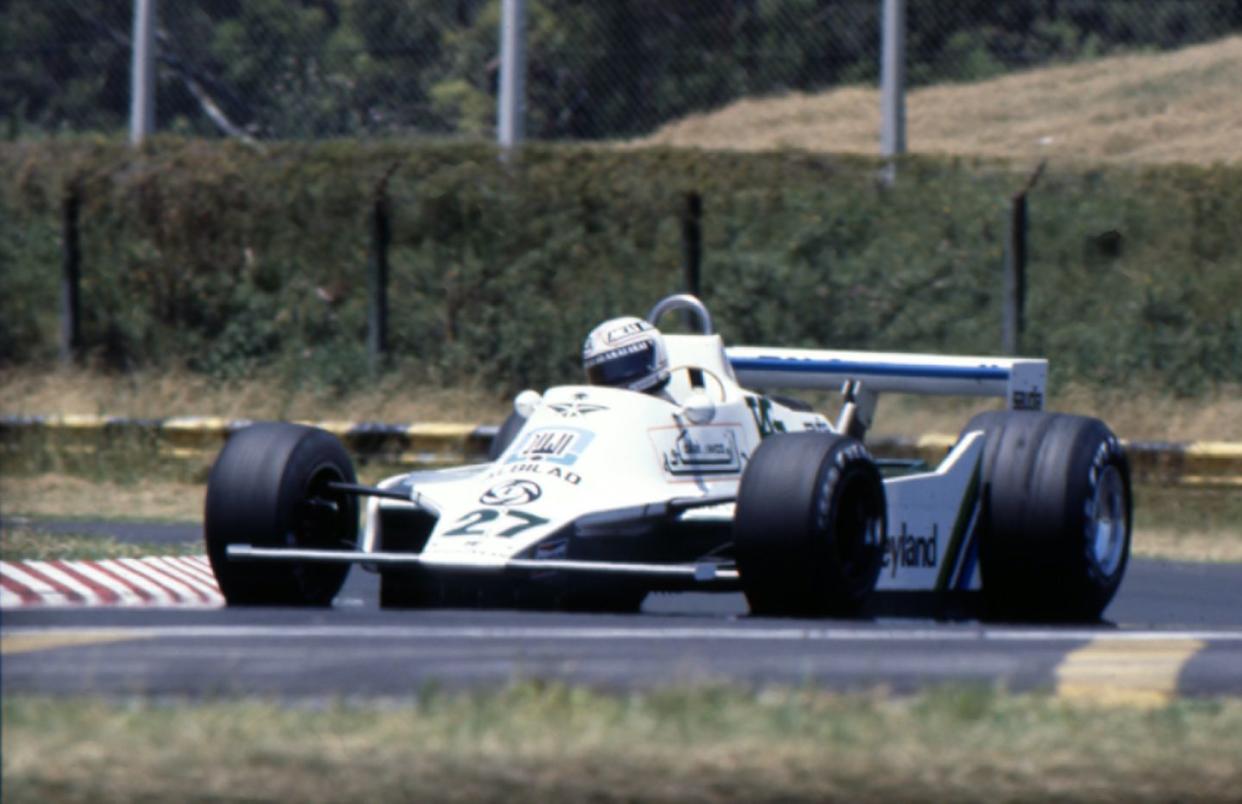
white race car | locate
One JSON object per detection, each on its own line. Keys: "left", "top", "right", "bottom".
{"left": 206, "top": 295, "right": 1132, "bottom": 621}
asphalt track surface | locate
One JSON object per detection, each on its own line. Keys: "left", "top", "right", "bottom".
{"left": 3, "top": 520, "right": 1241, "bottom": 698}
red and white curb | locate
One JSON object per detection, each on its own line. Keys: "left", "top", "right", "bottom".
{"left": 0, "top": 556, "right": 223, "bottom": 608}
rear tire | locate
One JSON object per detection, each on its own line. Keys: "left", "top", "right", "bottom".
{"left": 205, "top": 423, "right": 358, "bottom": 606}
{"left": 964, "top": 411, "right": 1132, "bottom": 622}
{"left": 734, "top": 433, "right": 885, "bottom": 617}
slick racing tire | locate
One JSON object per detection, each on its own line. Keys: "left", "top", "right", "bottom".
{"left": 963, "top": 411, "right": 1132, "bottom": 622}
{"left": 488, "top": 412, "right": 528, "bottom": 461}
{"left": 205, "top": 423, "right": 358, "bottom": 606}
{"left": 734, "top": 432, "right": 886, "bottom": 617}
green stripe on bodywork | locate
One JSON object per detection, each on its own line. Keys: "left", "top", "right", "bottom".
{"left": 934, "top": 462, "right": 982, "bottom": 592}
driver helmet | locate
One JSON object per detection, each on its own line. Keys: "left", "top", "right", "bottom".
{"left": 582, "top": 316, "right": 670, "bottom": 392}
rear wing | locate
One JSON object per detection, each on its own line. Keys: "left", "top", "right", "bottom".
{"left": 726, "top": 346, "right": 1047, "bottom": 411}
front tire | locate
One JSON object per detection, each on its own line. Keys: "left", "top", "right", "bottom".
{"left": 965, "top": 411, "right": 1132, "bottom": 622}
{"left": 205, "top": 423, "right": 358, "bottom": 606}
{"left": 734, "top": 433, "right": 885, "bottom": 617}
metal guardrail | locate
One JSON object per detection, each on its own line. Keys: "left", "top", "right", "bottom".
{"left": 2, "top": 415, "right": 1239, "bottom": 488}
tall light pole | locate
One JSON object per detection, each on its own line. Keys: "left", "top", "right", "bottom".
{"left": 130, "top": 0, "right": 157, "bottom": 145}
{"left": 497, "top": 0, "right": 527, "bottom": 150}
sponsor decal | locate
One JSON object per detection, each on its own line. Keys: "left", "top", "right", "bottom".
{"left": 604, "top": 320, "right": 649, "bottom": 344}
{"left": 882, "top": 523, "right": 939, "bottom": 578}
{"left": 490, "top": 462, "right": 583, "bottom": 486}
{"left": 506, "top": 426, "right": 593, "bottom": 467}
{"left": 654, "top": 426, "right": 744, "bottom": 477}
{"left": 479, "top": 479, "right": 542, "bottom": 506}
{"left": 745, "top": 396, "right": 787, "bottom": 438}
{"left": 443, "top": 508, "right": 550, "bottom": 538}
{"left": 549, "top": 392, "right": 608, "bottom": 418}
{"left": 1012, "top": 389, "right": 1044, "bottom": 411}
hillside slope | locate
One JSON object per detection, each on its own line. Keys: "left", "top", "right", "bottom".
{"left": 640, "top": 36, "right": 1242, "bottom": 165}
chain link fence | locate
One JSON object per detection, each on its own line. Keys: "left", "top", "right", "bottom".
{"left": 4, "top": 1, "right": 1242, "bottom": 142}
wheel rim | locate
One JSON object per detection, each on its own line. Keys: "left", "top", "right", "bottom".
{"left": 295, "top": 466, "right": 354, "bottom": 548}
{"left": 1088, "top": 464, "right": 1127, "bottom": 577}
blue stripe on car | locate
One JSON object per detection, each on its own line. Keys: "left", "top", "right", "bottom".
{"left": 728, "top": 356, "right": 1010, "bottom": 382}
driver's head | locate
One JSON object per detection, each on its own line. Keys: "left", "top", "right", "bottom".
{"left": 582, "top": 316, "right": 670, "bottom": 392}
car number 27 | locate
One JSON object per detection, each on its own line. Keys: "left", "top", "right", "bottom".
{"left": 443, "top": 509, "right": 550, "bottom": 538}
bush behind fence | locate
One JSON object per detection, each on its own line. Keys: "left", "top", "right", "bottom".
{"left": 1, "top": 141, "right": 1240, "bottom": 397}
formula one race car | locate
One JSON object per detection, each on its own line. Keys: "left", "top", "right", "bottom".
{"left": 206, "top": 294, "right": 1132, "bottom": 621}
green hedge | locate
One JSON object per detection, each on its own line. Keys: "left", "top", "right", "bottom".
{"left": 2, "top": 140, "right": 1240, "bottom": 396}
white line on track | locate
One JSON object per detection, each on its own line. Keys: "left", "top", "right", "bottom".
{"left": 3, "top": 625, "right": 1242, "bottom": 643}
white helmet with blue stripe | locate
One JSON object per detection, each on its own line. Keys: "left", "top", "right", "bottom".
{"left": 582, "top": 316, "right": 670, "bottom": 392}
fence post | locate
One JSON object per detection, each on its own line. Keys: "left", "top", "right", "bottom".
{"left": 1003, "top": 161, "right": 1046, "bottom": 356}
{"left": 682, "top": 192, "right": 702, "bottom": 299}
{"left": 497, "top": 0, "right": 527, "bottom": 152}
{"left": 367, "top": 170, "right": 396, "bottom": 369}
{"left": 129, "top": 0, "right": 157, "bottom": 145}
{"left": 880, "top": 0, "right": 907, "bottom": 183}
{"left": 60, "top": 184, "right": 83, "bottom": 365}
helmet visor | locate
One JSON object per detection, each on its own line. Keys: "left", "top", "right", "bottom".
{"left": 585, "top": 342, "right": 657, "bottom": 388}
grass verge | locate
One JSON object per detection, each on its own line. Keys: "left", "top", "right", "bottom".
{"left": 0, "top": 475, "right": 204, "bottom": 523}
{"left": 3, "top": 685, "right": 1241, "bottom": 802}
{"left": 0, "top": 524, "right": 200, "bottom": 562}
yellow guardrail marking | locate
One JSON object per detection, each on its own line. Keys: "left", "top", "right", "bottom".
{"left": 1, "top": 629, "right": 149, "bottom": 656}
{"left": 52, "top": 414, "right": 110, "bottom": 429}
{"left": 403, "top": 423, "right": 479, "bottom": 437}
{"left": 1055, "top": 638, "right": 1205, "bottom": 708}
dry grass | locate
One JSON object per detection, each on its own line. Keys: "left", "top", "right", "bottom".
{"left": 0, "top": 366, "right": 512, "bottom": 425}
{"left": 0, "top": 475, "right": 204, "bottom": 522}
{"left": 639, "top": 35, "right": 1242, "bottom": 166}
{"left": 0, "top": 525, "right": 200, "bottom": 561}
{"left": 1133, "top": 529, "right": 1242, "bottom": 564}
{"left": 4, "top": 688, "right": 1242, "bottom": 803}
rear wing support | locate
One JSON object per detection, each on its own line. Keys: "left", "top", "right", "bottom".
{"left": 726, "top": 347, "right": 1047, "bottom": 411}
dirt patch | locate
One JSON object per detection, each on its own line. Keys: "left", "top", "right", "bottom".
{"left": 638, "top": 36, "right": 1242, "bottom": 166}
